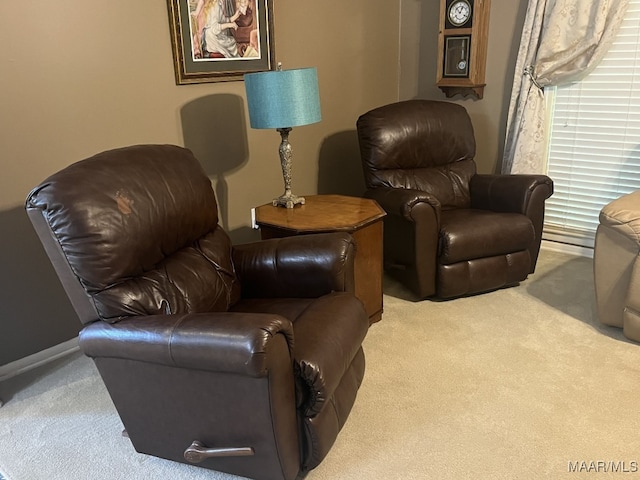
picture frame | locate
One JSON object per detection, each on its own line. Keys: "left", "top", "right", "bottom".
{"left": 167, "top": 0, "right": 275, "bottom": 85}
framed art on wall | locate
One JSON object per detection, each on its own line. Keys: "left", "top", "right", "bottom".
{"left": 167, "top": 0, "right": 275, "bottom": 84}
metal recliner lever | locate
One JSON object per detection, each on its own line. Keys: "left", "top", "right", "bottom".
{"left": 183, "top": 440, "right": 254, "bottom": 463}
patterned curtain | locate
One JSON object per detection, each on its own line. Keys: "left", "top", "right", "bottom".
{"left": 502, "top": 0, "right": 629, "bottom": 174}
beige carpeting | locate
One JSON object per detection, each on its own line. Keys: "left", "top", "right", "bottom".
{"left": 1, "top": 249, "right": 639, "bottom": 480}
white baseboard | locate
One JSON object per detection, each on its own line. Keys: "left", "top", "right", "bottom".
{"left": 0, "top": 337, "right": 80, "bottom": 382}
{"left": 541, "top": 239, "right": 594, "bottom": 259}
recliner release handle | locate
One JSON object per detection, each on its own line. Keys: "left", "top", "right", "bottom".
{"left": 183, "top": 440, "right": 254, "bottom": 463}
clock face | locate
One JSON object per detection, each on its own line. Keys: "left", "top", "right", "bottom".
{"left": 448, "top": 0, "right": 472, "bottom": 27}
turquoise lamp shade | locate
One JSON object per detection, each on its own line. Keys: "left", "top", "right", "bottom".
{"left": 244, "top": 67, "right": 321, "bottom": 129}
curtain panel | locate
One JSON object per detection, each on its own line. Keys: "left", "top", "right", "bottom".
{"left": 502, "top": 0, "right": 629, "bottom": 174}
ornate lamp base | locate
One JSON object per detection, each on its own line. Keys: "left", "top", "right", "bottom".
{"left": 273, "top": 127, "right": 305, "bottom": 208}
{"left": 273, "top": 192, "right": 305, "bottom": 208}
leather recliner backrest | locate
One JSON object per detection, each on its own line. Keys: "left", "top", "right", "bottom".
{"left": 357, "top": 99, "right": 477, "bottom": 209}
{"left": 26, "top": 144, "right": 240, "bottom": 324}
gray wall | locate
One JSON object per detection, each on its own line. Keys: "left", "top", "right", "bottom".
{"left": 0, "top": 0, "right": 529, "bottom": 366}
{"left": 399, "top": 0, "right": 528, "bottom": 174}
{"left": 0, "top": 1, "right": 401, "bottom": 366}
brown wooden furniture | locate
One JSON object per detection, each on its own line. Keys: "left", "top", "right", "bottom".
{"left": 255, "top": 195, "right": 386, "bottom": 324}
{"left": 436, "top": 0, "right": 491, "bottom": 99}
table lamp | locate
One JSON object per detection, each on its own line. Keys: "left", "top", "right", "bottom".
{"left": 244, "top": 65, "right": 321, "bottom": 208}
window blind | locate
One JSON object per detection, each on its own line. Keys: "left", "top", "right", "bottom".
{"left": 544, "top": 0, "right": 640, "bottom": 248}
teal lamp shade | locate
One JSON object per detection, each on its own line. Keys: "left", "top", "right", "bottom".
{"left": 244, "top": 67, "right": 321, "bottom": 129}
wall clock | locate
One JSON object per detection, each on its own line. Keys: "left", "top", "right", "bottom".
{"left": 437, "top": 0, "right": 491, "bottom": 99}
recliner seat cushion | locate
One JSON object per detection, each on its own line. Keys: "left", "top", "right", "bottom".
{"left": 439, "top": 209, "right": 535, "bottom": 264}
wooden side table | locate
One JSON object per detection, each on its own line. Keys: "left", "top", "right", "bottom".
{"left": 254, "top": 194, "right": 386, "bottom": 324}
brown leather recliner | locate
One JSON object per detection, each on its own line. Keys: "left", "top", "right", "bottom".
{"left": 357, "top": 100, "right": 554, "bottom": 299}
{"left": 26, "top": 144, "right": 369, "bottom": 480}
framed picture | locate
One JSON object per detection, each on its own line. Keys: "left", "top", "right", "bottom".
{"left": 167, "top": 0, "right": 275, "bottom": 84}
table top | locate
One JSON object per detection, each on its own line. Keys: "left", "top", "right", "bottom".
{"left": 255, "top": 194, "right": 386, "bottom": 233}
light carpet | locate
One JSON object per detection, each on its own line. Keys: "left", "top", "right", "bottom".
{"left": 1, "top": 249, "right": 639, "bottom": 480}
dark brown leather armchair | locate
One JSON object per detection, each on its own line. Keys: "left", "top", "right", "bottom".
{"left": 26, "top": 145, "right": 369, "bottom": 480}
{"left": 357, "top": 100, "right": 554, "bottom": 299}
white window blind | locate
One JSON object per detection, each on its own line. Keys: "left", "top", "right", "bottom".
{"left": 544, "top": 0, "right": 640, "bottom": 248}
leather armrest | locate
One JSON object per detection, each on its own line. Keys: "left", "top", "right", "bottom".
{"left": 599, "top": 190, "right": 640, "bottom": 246}
{"left": 365, "top": 187, "right": 440, "bottom": 297}
{"left": 79, "top": 313, "right": 294, "bottom": 377}
{"left": 365, "top": 187, "right": 441, "bottom": 222}
{"left": 470, "top": 174, "right": 553, "bottom": 214}
{"left": 291, "top": 292, "right": 369, "bottom": 416}
{"left": 232, "top": 232, "right": 356, "bottom": 298}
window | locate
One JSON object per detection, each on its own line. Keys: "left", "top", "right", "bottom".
{"left": 544, "top": 0, "right": 640, "bottom": 249}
